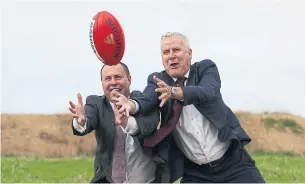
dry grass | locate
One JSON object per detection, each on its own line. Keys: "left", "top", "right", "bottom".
{"left": 1, "top": 112, "right": 305, "bottom": 157}
{"left": 1, "top": 114, "right": 96, "bottom": 157}
{"left": 236, "top": 112, "right": 305, "bottom": 155}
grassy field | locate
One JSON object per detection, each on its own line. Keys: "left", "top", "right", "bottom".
{"left": 1, "top": 152, "right": 305, "bottom": 183}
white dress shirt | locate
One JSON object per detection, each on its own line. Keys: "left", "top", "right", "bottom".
{"left": 73, "top": 102, "right": 156, "bottom": 183}
{"left": 169, "top": 70, "right": 231, "bottom": 165}
{"left": 172, "top": 105, "right": 231, "bottom": 165}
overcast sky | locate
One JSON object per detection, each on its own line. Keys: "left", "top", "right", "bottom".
{"left": 1, "top": 0, "right": 305, "bottom": 117}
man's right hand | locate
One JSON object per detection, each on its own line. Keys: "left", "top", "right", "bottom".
{"left": 68, "top": 93, "right": 86, "bottom": 126}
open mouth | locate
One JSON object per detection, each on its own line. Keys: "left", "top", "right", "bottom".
{"left": 170, "top": 63, "right": 179, "bottom": 69}
{"left": 110, "top": 87, "right": 121, "bottom": 92}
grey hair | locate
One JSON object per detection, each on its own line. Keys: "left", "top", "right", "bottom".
{"left": 160, "top": 32, "right": 190, "bottom": 49}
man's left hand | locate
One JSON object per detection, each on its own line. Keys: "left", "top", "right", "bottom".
{"left": 114, "top": 105, "right": 128, "bottom": 127}
{"left": 110, "top": 90, "right": 135, "bottom": 117}
{"left": 153, "top": 75, "right": 172, "bottom": 107}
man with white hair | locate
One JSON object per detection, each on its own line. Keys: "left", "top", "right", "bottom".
{"left": 111, "top": 32, "right": 265, "bottom": 183}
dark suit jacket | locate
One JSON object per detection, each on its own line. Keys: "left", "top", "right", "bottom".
{"left": 71, "top": 90, "right": 160, "bottom": 183}
{"left": 131, "top": 59, "right": 251, "bottom": 182}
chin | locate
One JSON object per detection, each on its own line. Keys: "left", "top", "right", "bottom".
{"left": 168, "top": 71, "right": 182, "bottom": 78}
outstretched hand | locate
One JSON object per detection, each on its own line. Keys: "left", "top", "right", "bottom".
{"left": 153, "top": 75, "right": 172, "bottom": 107}
{"left": 68, "top": 93, "right": 86, "bottom": 126}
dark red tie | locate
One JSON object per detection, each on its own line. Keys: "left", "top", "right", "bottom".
{"left": 111, "top": 126, "right": 126, "bottom": 183}
{"left": 144, "top": 77, "right": 186, "bottom": 147}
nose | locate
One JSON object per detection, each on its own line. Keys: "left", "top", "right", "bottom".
{"left": 109, "top": 77, "right": 118, "bottom": 85}
{"left": 169, "top": 50, "right": 176, "bottom": 60}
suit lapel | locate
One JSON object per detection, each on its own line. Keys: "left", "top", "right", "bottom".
{"left": 163, "top": 72, "right": 175, "bottom": 86}
{"left": 186, "top": 63, "right": 196, "bottom": 87}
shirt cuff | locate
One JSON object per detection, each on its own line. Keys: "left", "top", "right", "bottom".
{"left": 130, "top": 99, "right": 139, "bottom": 114}
{"left": 72, "top": 118, "right": 87, "bottom": 133}
{"left": 120, "top": 116, "right": 139, "bottom": 135}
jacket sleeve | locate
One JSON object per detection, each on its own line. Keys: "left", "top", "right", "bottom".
{"left": 72, "top": 95, "right": 99, "bottom": 136}
{"left": 131, "top": 72, "right": 161, "bottom": 115}
{"left": 182, "top": 59, "right": 221, "bottom": 105}
{"left": 134, "top": 106, "right": 160, "bottom": 137}
{"left": 130, "top": 90, "right": 160, "bottom": 137}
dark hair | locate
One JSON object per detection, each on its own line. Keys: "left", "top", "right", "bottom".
{"left": 100, "top": 62, "right": 130, "bottom": 80}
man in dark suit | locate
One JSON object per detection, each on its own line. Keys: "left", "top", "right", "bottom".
{"left": 68, "top": 62, "right": 160, "bottom": 183}
{"left": 111, "top": 32, "right": 265, "bottom": 183}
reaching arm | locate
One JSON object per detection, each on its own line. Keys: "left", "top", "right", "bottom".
{"left": 72, "top": 95, "right": 99, "bottom": 136}
{"left": 133, "top": 105, "right": 160, "bottom": 137}
{"left": 110, "top": 73, "right": 161, "bottom": 116}
{"left": 123, "top": 90, "right": 160, "bottom": 136}
{"left": 182, "top": 60, "right": 221, "bottom": 105}
{"left": 131, "top": 72, "right": 161, "bottom": 114}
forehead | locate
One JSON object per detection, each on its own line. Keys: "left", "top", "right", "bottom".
{"left": 101, "top": 64, "right": 126, "bottom": 77}
{"left": 161, "top": 35, "right": 186, "bottom": 49}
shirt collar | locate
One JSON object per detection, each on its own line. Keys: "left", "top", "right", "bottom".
{"left": 173, "top": 69, "right": 190, "bottom": 82}
{"left": 110, "top": 101, "right": 115, "bottom": 110}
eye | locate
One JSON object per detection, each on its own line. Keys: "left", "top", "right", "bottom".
{"left": 173, "top": 48, "right": 180, "bottom": 52}
{"left": 115, "top": 75, "right": 123, "bottom": 80}
{"left": 104, "top": 77, "right": 111, "bottom": 82}
{"left": 163, "top": 50, "right": 169, "bottom": 55}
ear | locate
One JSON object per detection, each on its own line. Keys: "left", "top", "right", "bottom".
{"left": 127, "top": 75, "right": 132, "bottom": 85}
{"left": 188, "top": 48, "right": 192, "bottom": 59}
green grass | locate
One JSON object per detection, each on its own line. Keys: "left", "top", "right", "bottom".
{"left": 261, "top": 117, "right": 304, "bottom": 134}
{"left": 252, "top": 152, "right": 305, "bottom": 182}
{"left": 1, "top": 153, "right": 305, "bottom": 183}
{"left": 1, "top": 157, "right": 93, "bottom": 183}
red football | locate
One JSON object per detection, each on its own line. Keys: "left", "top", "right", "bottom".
{"left": 89, "top": 11, "right": 125, "bottom": 65}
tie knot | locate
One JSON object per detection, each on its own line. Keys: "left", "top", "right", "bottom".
{"left": 176, "top": 77, "right": 187, "bottom": 87}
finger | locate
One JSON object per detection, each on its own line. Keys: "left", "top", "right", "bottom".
{"left": 69, "top": 101, "right": 76, "bottom": 108}
{"left": 118, "top": 106, "right": 126, "bottom": 114}
{"left": 118, "top": 106, "right": 129, "bottom": 117}
{"left": 111, "top": 90, "right": 121, "bottom": 98}
{"left": 115, "top": 101, "right": 124, "bottom": 108}
{"left": 153, "top": 75, "right": 163, "bottom": 83}
{"left": 111, "top": 96, "right": 119, "bottom": 103}
{"left": 114, "top": 117, "right": 120, "bottom": 124}
{"left": 159, "top": 98, "right": 167, "bottom": 107}
{"left": 118, "top": 114, "right": 127, "bottom": 121}
{"left": 125, "top": 109, "right": 130, "bottom": 118}
{"left": 155, "top": 87, "right": 168, "bottom": 93}
{"left": 68, "top": 107, "right": 76, "bottom": 114}
{"left": 115, "top": 104, "right": 122, "bottom": 109}
{"left": 113, "top": 109, "right": 119, "bottom": 116}
{"left": 72, "top": 114, "right": 78, "bottom": 118}
{"left": 157, "top": 81, "right": 167, "bottom": 88}
{"left": 158, "top": 92, "right": 169, "bottom": 100}
{"left": 77, "top": 93, "right": 83, "bottom": 106}
{"left": 114, "top": 107, "right": 123, "bottom": 114}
